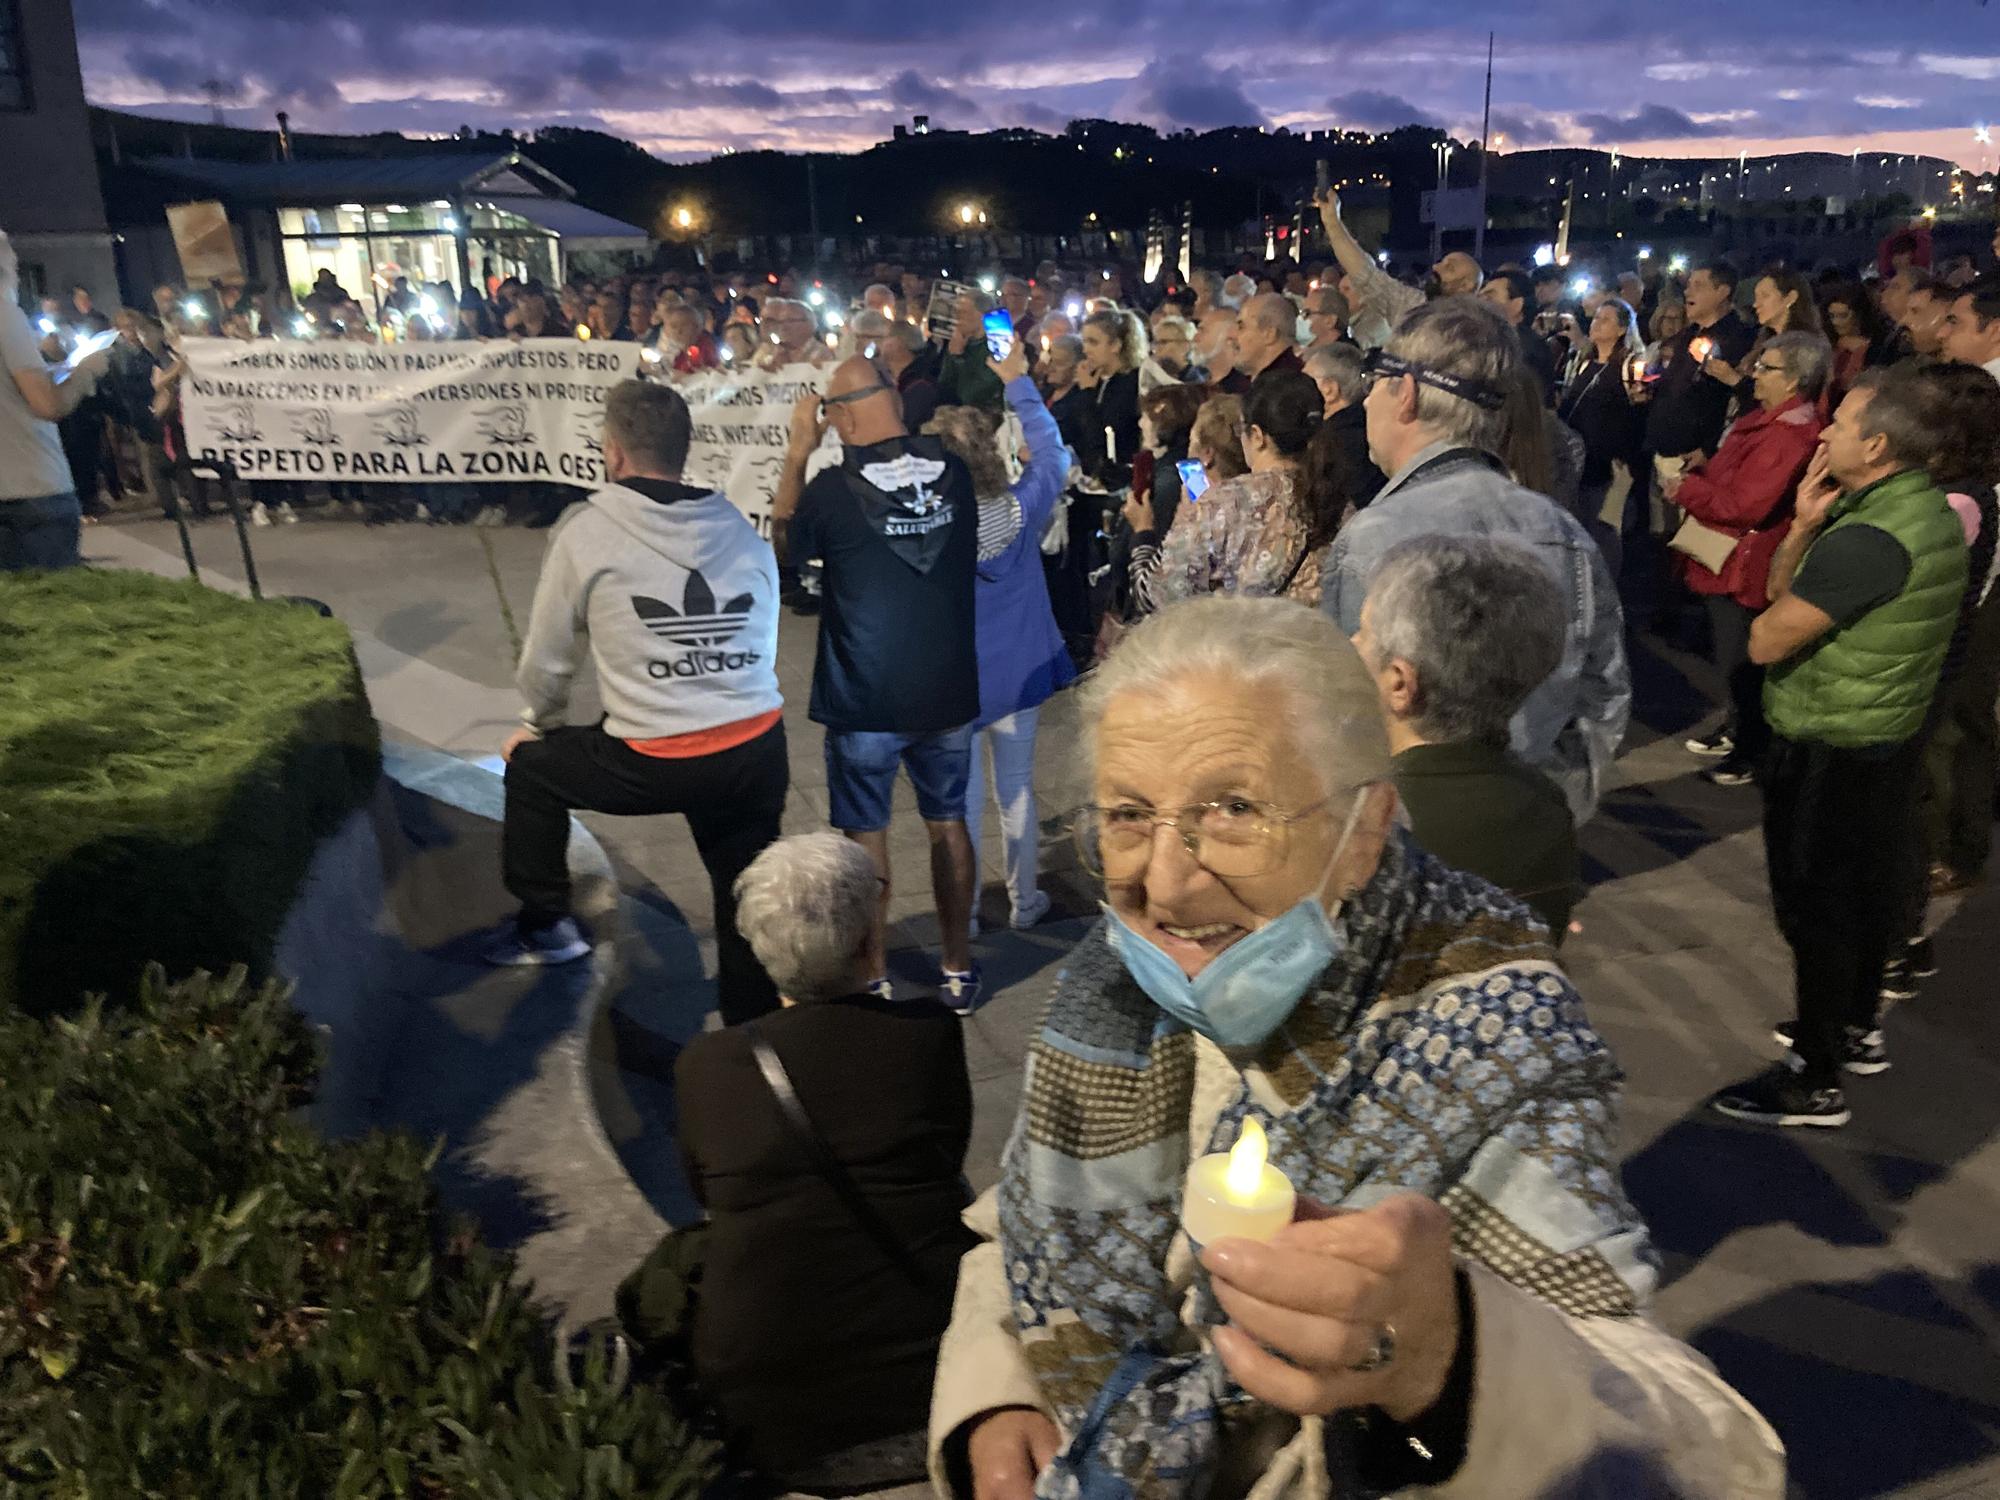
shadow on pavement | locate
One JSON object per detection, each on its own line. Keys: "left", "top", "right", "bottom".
{"left": 353, "top": 784, "right": 588, "bottom": 1252}
{"left": 1688, "top": 1264, "right": 2000, "bottom": 1500}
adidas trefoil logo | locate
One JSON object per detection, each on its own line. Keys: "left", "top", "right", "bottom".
{"left": 632, "top": 570, "right": 754, "bottom": 647}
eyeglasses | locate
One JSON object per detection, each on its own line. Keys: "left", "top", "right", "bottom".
{"left": 1751, "top": 361, "right": 1788, "bottom": 376}
{"left": 1073, "top": 798, "right": 1329, "bottom": 882}
{"left": 1360, "top": 349, "right": 1507, "bottom": 411}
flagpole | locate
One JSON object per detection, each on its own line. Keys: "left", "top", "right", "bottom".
{"left": 1475, "top": 31, "right": 1494, "bottom": 263}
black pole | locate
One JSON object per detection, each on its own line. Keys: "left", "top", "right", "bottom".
{"left": 806, "top": 159, "right": 821, "bottom": 267}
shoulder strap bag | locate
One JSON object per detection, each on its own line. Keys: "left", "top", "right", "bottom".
{"left": 747, "top": 1025, "right": 932, "bottom": 1290}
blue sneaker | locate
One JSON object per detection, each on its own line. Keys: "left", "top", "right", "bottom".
{"left": 939, "top": 966, "right": 985, "bottom": 1016}
{"left": 867, "top": 976, "right": 895, "bottom": 1002}
{"left": 483, "top": 916, "right": 592, "bottom": 967}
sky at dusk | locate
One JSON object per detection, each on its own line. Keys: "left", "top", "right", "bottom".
{"left": 72, "top": 0, "right": 2000, "bottom": 168}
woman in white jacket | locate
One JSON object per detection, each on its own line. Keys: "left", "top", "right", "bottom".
{"left": 928, "top": 596, "right": 1783, "bottom": 1500}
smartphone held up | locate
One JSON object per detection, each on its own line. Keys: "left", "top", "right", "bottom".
{"left": 983, "top": 306, "right": 1015, "bottom": 362}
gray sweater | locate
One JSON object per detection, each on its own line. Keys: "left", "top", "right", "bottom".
{"left": 517, "top": 480, "right": 782, "bottom": 740}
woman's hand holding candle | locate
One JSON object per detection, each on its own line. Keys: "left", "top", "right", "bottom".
{"left": 1200, "top": 1192, "right": 1463, "bottom": 1426}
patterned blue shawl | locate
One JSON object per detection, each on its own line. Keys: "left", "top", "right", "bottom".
{"left": 996, "top": 833, "right": 1658, "bottom": 1500}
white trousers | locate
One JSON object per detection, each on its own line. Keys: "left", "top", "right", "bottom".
{"left": 963, "top": 705, "right": 1043, "bottom": 917}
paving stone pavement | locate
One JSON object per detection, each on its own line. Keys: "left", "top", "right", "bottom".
{"left": 85, "top": 513, "right": 2000, "bottom": 1500}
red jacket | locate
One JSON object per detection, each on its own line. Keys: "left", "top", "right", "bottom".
{"left": 1674, "top": 395, "right": 1822, "bottom": 608}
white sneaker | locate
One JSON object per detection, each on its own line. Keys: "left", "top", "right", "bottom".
{"left": 249, "top": 501, "right": 271, "bottom": 527}
{"left": 1010, "top": 889, "right": 1053, "bottom": 930}
{"left": 276, "top": 501, "right": 299, "bottom": 524}
{"left": 414, "top": 503, "right": 433, "bottom": 524}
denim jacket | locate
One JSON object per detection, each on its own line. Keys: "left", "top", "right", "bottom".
{"left": 1323, "top": 441, "right": 1631, "bottom": 822}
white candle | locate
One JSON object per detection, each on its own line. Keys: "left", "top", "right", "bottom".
{"left": 1182, "top": 1116, "right": 1296, "bottom": 1247}
{"left": 1105, "top": 424, "right": 1118, "bottom": 463}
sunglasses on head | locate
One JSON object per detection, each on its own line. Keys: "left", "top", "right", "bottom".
{"left": 822, "top": 375, "right": 893, "bottom": 407}
{"left": 1361, "top": 349, "right": 1507, "bottom": 411}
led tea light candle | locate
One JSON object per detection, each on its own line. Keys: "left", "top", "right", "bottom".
{"left": 1182, "top": 1116, "right": 1296, "bottom": 1248}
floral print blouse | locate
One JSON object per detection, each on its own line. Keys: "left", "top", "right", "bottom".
{"left": 1129, "top": 465, "right": 1325, "bottom": 612}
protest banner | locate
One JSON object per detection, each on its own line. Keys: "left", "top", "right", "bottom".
{"left": 672, "top": 363, "right": 836, "bottom": 537}
{"left": 180, "top": 337, "right": 643, "bottom": 487}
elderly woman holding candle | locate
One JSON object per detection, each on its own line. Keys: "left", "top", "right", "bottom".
{"left": 927, "top": 596, "right": 1783, "bottom": 1500}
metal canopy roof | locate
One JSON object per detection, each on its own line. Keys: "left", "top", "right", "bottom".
{"left": 484, "top": 196, "right": 649, "bottom": 248}
{"left": 128, "top": 151, "right": 575, "bottom": 207}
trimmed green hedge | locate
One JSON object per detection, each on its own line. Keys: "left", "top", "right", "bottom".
{"left": 0, "top": 966, "right": 719, "bottom": 1495}
{"left": 0, "top": 570, "right": 380, "bottom": 1014}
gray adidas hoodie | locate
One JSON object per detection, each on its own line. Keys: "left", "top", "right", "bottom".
{"left": 516, "top": 481, "right": 782, "bottom": 741}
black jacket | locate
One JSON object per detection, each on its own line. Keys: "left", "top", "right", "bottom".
{"left": 1075, "top": 369, "right": 1142, "bottom": 489}
{"left": 1329, "top": 402, "right": 1387, "bottom": 508}
{"left": 1557, "top": 356, "right": 1645, "bottom": 486}
{"left": 1516, "top": 322, "right": 1560, "bottom": 400}
{"left": 1644, "top": 310, "right": 1757, "bottom": 460}
{"left": 676, "top": 995, "right": 977, "bottom": 1475}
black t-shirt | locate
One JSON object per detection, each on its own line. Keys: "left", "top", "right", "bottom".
{"left": 789, "top": 436, "right": 979, "bottom": 733}
{"left": 1791, "top": 524, "right": 1912, "bottom": 626}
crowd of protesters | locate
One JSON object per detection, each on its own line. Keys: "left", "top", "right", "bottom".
{"left": 12, "top": 194, "right": 2000, "bottom": 1495}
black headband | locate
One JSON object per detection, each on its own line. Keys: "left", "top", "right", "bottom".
{"left": 1362, "top": 348, "right": 1508, "bottom": 411}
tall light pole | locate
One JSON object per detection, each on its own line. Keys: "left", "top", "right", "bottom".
{"left": 1475, "top": 30, "right": 1494, "bottom": 262}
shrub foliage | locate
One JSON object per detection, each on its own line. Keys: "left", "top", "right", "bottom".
{"left": 0, "top": 570, "right": 381, "bottom": 1013}
{"left": 0, "top": 966, "right": 718, "bottom": 1496}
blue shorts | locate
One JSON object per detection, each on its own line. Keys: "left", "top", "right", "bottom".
{"left": 825, "top": 725, "right": 974, "bottom": 832}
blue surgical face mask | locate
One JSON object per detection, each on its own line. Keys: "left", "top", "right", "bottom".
{"left": 1102, "top": 793, "right": 1368, "bottom": 1050}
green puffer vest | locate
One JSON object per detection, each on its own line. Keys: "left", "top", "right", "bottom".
{"left": 1764, "top": 468, "right": 1968, "bottom": 748}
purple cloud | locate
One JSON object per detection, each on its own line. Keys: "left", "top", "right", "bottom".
{"left": 1122, "top": 58, "right": 1265, "bottom": 131}
{"left": 1575, "top": 102, "right": 1726, "bottom": 144}
{"left": 1327, "top": 90, "right": 1440, "bottom": 132}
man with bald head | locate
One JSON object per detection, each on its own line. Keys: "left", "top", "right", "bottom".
{"left": 1218, "top": 291, "right": 1305, "bottom": 394}
{"left": 1435, "top": 251, "right": 1484, "bottom": 298}
{"left": 1314, "top": 186, "right": 1485, "bottom": 339}
{"left": 770, "top": 356, "right": 985, "bottom": 1010}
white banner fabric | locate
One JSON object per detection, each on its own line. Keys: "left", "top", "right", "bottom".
{"left": 180, "top": 337, "right": 643, "bottom": 487}
{"left": 669, "top": 364, "right": 835, "bottom": 539}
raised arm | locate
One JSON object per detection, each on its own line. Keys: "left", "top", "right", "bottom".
{"left": 770, "top": 390, "right": 828, "bottom": 567}
{"left": 1313, "top": 187, "right": 1423, "bottom": 329}
{"left": 999, "top": 349, "right": 1065, "bottom": 535}
{"left": 10, "top": 347, "right": 110, "bottom": 423}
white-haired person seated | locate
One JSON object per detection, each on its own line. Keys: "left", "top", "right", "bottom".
{"left": 928, "top": 596, "right": 1782, "bottom": 1500}
{"left": 652, "top": 833, "right": 977, "bottom": 1492}
{"left": 1354, "top": 534, "right": 1583, "bottom": 941}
